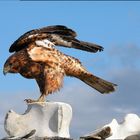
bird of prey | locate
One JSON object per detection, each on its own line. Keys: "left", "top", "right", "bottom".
{"left": 3, "top": 25, "right": 117, "bottom": 103}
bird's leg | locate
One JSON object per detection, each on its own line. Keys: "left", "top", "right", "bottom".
{"left": 24, "top": 94, "right": 46, "bottom": 103}
{"left": 37, "top": 94, "right": 46, "bottom": 102}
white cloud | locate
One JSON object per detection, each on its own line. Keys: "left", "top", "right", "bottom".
{"left": 112, "top": 107, "right": 138, "bottom": 114}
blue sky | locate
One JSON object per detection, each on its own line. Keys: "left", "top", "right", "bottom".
{"left": 0, "top": 1, "right": 140, "bottom": 139}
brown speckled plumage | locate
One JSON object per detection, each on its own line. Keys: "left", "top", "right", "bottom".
{"left": 3, "top": 25, "right": 117, "bottom": 102}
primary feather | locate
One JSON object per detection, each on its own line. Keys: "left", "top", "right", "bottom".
{"left": 9, "top": 25, "right": 103, "bottom": 53}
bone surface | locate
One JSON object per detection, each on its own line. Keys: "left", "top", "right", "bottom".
{"left": 80, "top": 113, "right": 140, "bottom": 140}
{"left": 4, "top": 102, "right": 72, "bottom": 139}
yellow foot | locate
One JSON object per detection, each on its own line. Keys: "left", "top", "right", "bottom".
{"left": 24, "top": 99, "right": 38, "bottom": 104}
{"left": 24, "top": 95, "right": 46, "bottom": 104}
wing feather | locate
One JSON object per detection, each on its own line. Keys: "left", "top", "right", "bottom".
{"left": 9, "top": 25, "right": 103, "bottom": 53}
{"left": 9, "top": 25, "right": 76, "bottom": 52}
{"left": 51, "top": 34, "right": 103, "bottom": 52}
{"left": 38, "top": 25, "right": 77, "bottom": 37}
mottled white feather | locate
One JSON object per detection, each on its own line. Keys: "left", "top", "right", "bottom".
{"left": 28, "top": 34, "right": 39, "bottom": 38}
{"left": 35, "top": 39, "right": 55, "bottom": 49}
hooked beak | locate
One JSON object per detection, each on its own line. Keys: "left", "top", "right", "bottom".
{"left": 3, "top": 65, "right": 10, "bottom": 75}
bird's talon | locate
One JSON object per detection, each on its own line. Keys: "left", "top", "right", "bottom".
{"left": 24, "top": 99, "right": 35, "bottom": 103}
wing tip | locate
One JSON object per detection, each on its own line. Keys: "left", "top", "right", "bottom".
{"left": 96, "top": 45, "right": 104, "bottom": 52}
{"left": 79, "top": 40, "right": 104, "bottom": 53}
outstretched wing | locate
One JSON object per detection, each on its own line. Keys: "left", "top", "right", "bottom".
{"left": 9, "top": 25, "right": 103, "bottom": 53}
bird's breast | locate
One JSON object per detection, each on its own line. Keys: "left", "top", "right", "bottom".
{"left": 20, "top": 62, "right": 43, "bottom": 79}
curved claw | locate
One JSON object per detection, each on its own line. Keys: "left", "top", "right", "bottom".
{"left": 24, "top": 99, "right": 36, "bottom": 104}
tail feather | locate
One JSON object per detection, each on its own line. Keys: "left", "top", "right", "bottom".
{"left": 80, "top": 73, "right": 117, "bottom": 94}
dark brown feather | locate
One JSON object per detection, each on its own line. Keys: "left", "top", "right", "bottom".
{"left": 39, "top": 25, "right": 77, "bottom": 37}
{"left": 46, "top": 34, "right": 103, "bottom": 52}
{"left": 9, "top": 25, "right": 103, "bottom": 53}
{"left": 9, "top": 25, "right": 76, "bottom": 52}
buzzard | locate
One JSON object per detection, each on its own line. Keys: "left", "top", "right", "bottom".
{"left": 3, "top": 25, "right": 117, "bottom": 103}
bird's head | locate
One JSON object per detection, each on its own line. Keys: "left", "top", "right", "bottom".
{"left": 3, "top": 54, "right": 21, "bottom": 75}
